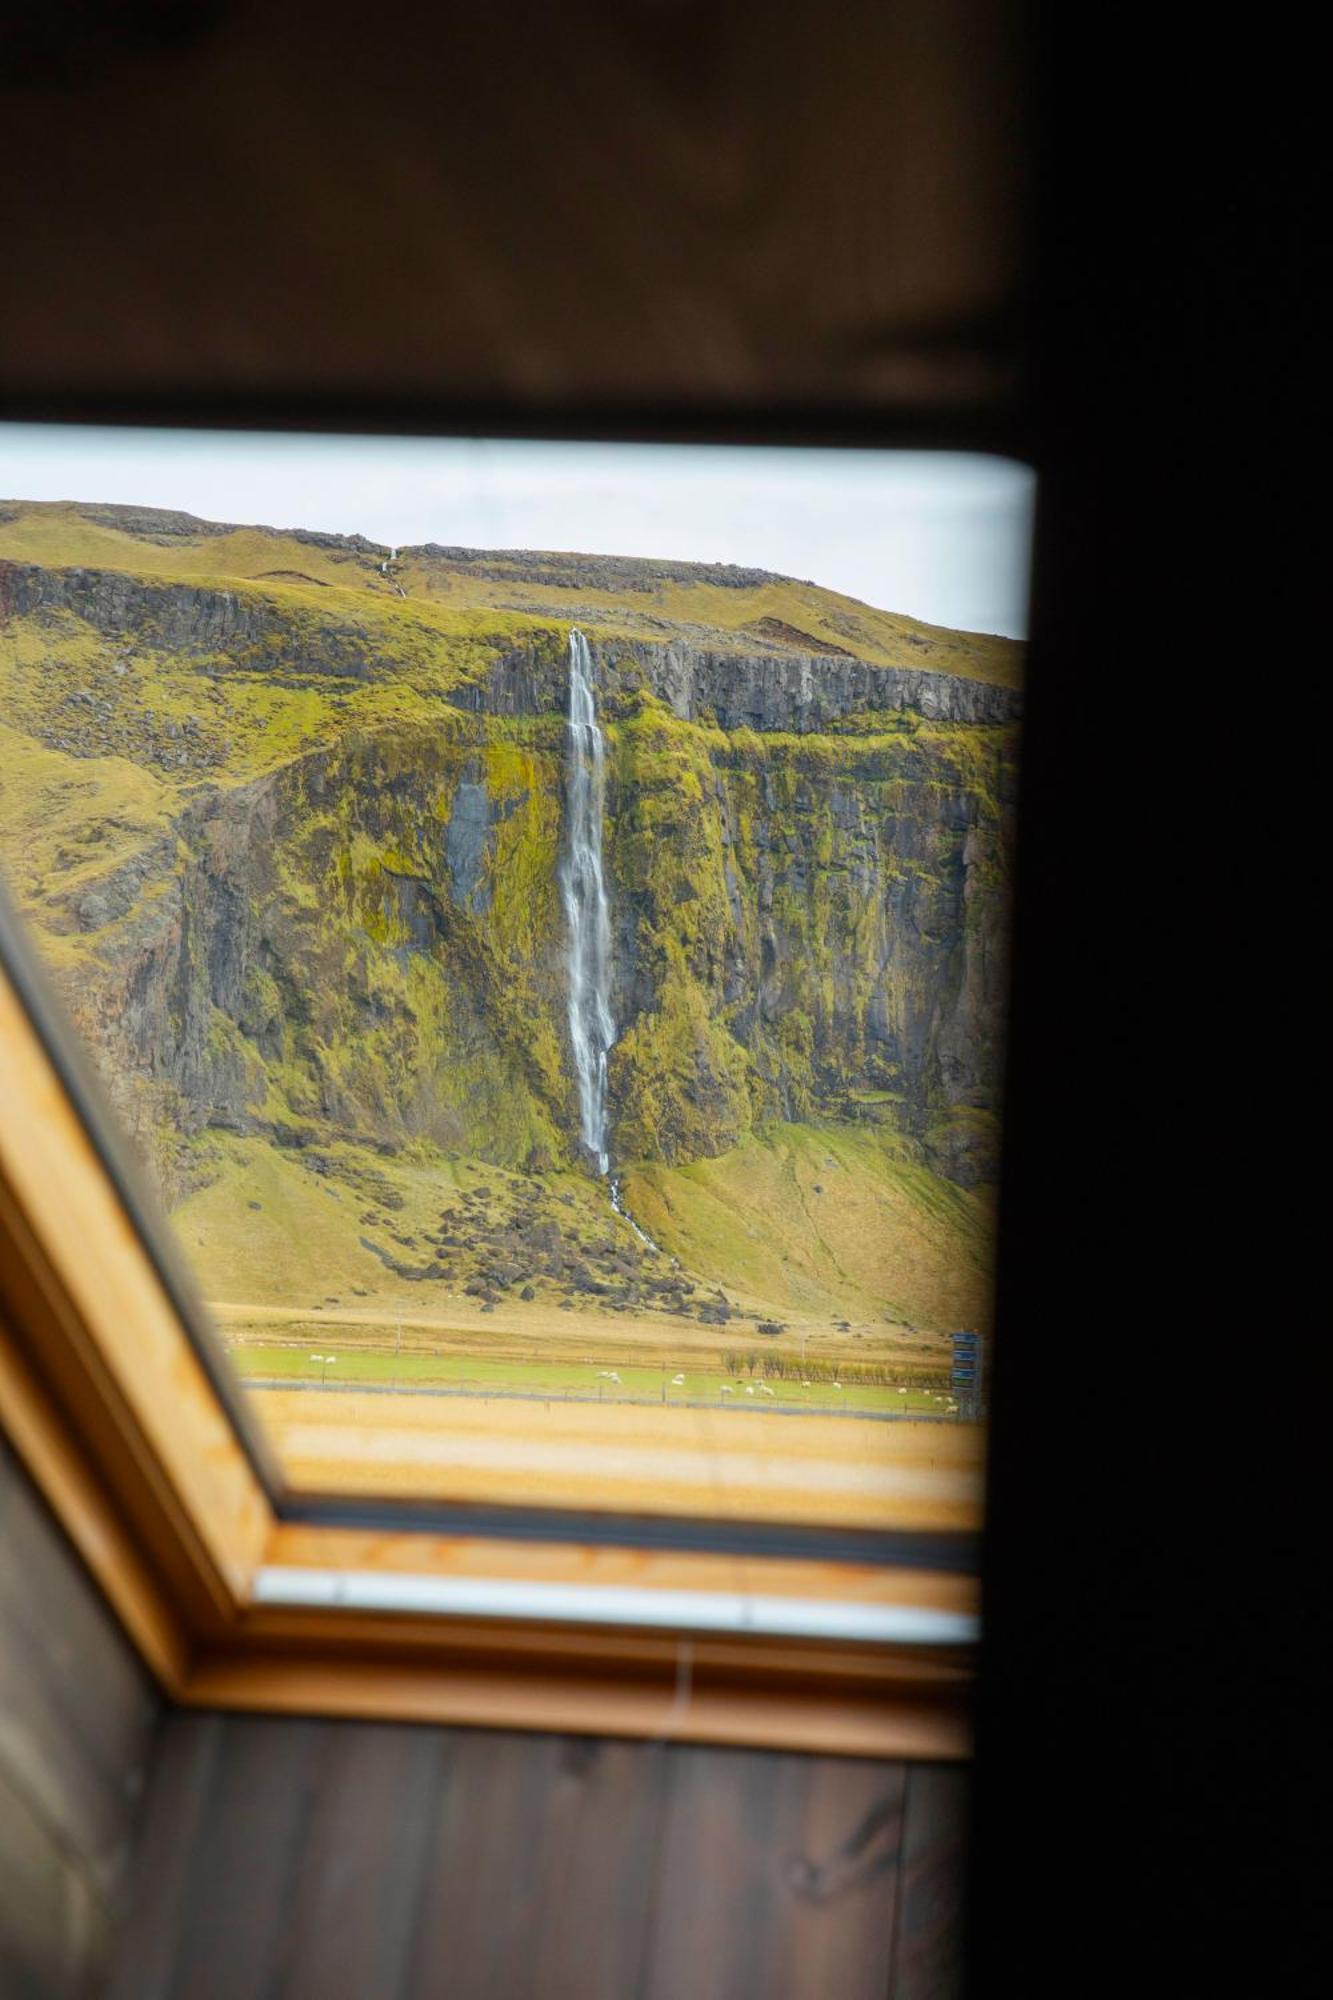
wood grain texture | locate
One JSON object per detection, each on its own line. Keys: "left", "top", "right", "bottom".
{"left": 890, "top": 1764, "right": 969, "bottom": 1999}
{"left": 0, "top": 1309, "right": 188, "bottom": 1689}
{"left": 262, "top": 1521, "right": 980, "bottom": 1614}
{"left": 181, "top": 1644, "right": 970, "bottom": 1762}
{"left": 98, "top": 1717, "right": 224, "bottom": 2000}
{"left": 641, "top": 1747, "right": 905, "bottom": 2000}
{"left": 0, "top": 964, "right": 271, "bottom": 1619}
{"left": 0, "top": 0, "right": 1024, "bottom": 415}
{"left": 0, "top": 1435, "right": 159, "bottom": 2000}
{"left": 0, "top": 1776, "right": 110, "bottom": 2000}
{"left": 105, "top": 1711, "right": 967, "bottom": 2000}
{"left": 403, "top": 1730, "right": 670, "bottom": 2000}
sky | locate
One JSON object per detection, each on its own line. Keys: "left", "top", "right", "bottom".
{"left": 0, "top": 426, "right": 1036, "bottom": 639}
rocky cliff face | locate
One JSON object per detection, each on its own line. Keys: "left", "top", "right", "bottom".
{"left": 32, "top": 712, "right": 1015, "bottom": 1194}
{"left": 455, "top": 631, "right": 1020, "bottom": 729}
{"left": 2, "top": 560, "right": 442, "bottom": 683}
{"left": 1, "top": 541, "right": 1020, "bottom": 1201}
{"left": 604, "top": 701, "right": 1014, "bottom": 1183}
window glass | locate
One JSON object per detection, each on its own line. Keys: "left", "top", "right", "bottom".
{"left": 0, "top": 428, "right": 1029, "bottom": 1536}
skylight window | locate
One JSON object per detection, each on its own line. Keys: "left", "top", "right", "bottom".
{"left": 0, "top": 427, "right": 1030, "bottom": 1545}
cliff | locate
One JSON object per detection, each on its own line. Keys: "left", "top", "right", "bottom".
{"left": 0, "top": 501, "right": 1020, "bottom": 1332}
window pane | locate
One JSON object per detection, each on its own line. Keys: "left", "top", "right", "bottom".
{"left": 0, "top": 430, "right": 1030, "bottom": 1537}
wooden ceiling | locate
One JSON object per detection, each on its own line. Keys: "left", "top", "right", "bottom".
{"left": 0, "top": 0, "right": 1026, "bottom": 429}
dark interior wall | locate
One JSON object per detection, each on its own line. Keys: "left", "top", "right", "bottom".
{"left": 0, "top": 3, "right": 1313, "bottom": 1988}
{"left": 0, "top": 1416, "right": 965, "bottom": 2000}
{"left": 0, "top": 1435, "right": 969, "bottom": 2000}
{"left": 104, "top": 1710, "right": 966, "bottom": 2000}
{"left": 0, "top": 0, "right": 1025, "bottom": 420}
{"left": 0, "top": 1436, "right": 160, "bottom": 2000}
{"left": 2, "top": 9, "right": 997, "bottom": 1996}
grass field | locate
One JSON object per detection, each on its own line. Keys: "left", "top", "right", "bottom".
{"left": 193, "top": 1116, "right": 978, "bottom": 1524}
{"left": 220, "top": 1291, "right": 970, "bottom": 1529}
{"left": 172, "top": 1116, "right": 990, "bottom": 1354}
{"left": 227, "top": 1340, "right": 957, "bottom": 1416}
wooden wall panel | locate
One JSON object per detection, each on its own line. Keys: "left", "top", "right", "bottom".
{"left": 106, "top": 1710, "right": 968, "bottom": 1999}
{"left": 0, "top": 0, "right": 1024, "bottom": 417}
{"left": 641, "top": 1746, "right": 905, "bottom": 2000}
{"left": 0, "top": 1435, "right": 159, "bottom": 2000}
{"left": 890, "top": 1764, "right": 969, "bottom": 1999}
{"left": 402, "top": 1730, "right": 669, "bottom": 2000}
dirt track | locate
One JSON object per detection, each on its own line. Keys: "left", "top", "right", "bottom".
{"left": 208, "top": 1296, "right": 928, "bottom": 1365}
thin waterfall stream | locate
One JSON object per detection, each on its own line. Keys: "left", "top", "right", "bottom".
{"left": 559, "top": 628, "right": 662, "bottom": 1252}
{"left": 559, "top": 628, "right": 615, "bottom": 1176}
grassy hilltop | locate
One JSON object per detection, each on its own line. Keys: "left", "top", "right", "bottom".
{"left": 0, "top": 499, "right": 1020, "bottom": 1376}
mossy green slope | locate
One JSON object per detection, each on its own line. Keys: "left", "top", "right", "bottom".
{"left": 0, "top": 500, "right": 1019, "bottom": 1335}
{"left": 1, "top": 499, "right": 1021, "bottom": 689}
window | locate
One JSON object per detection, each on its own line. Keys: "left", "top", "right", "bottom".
{"left": 0, "top": 426, "right": 1030, "bottom": 1749}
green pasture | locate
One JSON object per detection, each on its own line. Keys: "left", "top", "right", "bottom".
{"left": 229, "top": 1342, "right": 957, "bottom": 1415}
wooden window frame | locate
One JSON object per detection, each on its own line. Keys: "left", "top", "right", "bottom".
{"left": 0, "top": 889, "right": 977, "bottom": 1761}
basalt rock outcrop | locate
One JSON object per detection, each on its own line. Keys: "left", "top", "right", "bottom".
{"left": 458, "top": 632, "right": 1020, "bottom": 729}
{"left": 3, "top": 561, "right": 414, "bottom": 681}
{"left": 0, "top": 532, "right": 1021, "bottom": 1200}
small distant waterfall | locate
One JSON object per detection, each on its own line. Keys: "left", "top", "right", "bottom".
{"left": 559, "top": 629, "right": 615, "bottom": 1175}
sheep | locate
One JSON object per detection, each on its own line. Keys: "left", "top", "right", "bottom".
{"left": 671, "top": 1374, "right": 685, "bottom": 1386}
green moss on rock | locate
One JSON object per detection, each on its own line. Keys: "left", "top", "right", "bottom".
{"left": 1, "top": 529, "right": 1019, "bottom": 1225}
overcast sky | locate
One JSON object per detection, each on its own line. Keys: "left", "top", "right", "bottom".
{"left": 1, "top": 426, "right": 1036, "bottom": 639}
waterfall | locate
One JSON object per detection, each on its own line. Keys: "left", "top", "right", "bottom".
{"left": 609, "top": 1172, "right": 662, "bottom": 1253}
{"left": 559, "top": 629, "right": 615, "bottom": 1175}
